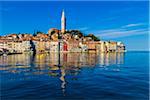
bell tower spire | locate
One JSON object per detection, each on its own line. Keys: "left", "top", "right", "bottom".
{"left": 61, "top": 9, "right": 66, "bottom": 34}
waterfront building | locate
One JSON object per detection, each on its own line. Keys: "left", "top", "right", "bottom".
{"left": 109, "top": 42, "right": 117, "bottom": 52}
{"left": 58, "top": 40, "right": 68, "bottom": 52}
{"left": 85, "top": 41, "right": 102, "bottom": 53}
{"left": 12, "top": 41, "right": 23, "bottom": 53}
{"left": 23, "top": 34, "right": 32, "bottom": 39}
{"left": 79, "top": 42, "right": 88, "bottom": 52}
{"left": 67, "top": 39, "right": 81, "bottom": 52}
{"left": 50, "top": 41, "right": 59, "bottom": 52}
{"left": 5, "top": 41, "right": 13, "bottom": 53}
{"left": 21, "top": 41, "right": 32, "bottom": 52}
{"left": 51, "top": 32, "right": 59, "bottom": 41}
{"left": 33, "top": 40, "right": 46, "bottom": 53}
{"left": 86, "top": 41, "right": 97, "bottom": 52}
{"left": 63, "top": 41, "right": 68, "bottom": 51}
{"left": 0, "top": 40, "right": 6, "bottom": 49}
{"left": 49, "top": 40, "right": 68, "bottom": 52}
{"left": 18, "top": 34, "right": 24, "bottom": 39}
{"left": 117, "top": 42, "right": 125, "bottom": 52}
{"left": 105, "top": 41, "right": 110, "bottom": 52}
{"left": 0, "top": 40, "right": 10, "bottom": 52}
{"left": 38, "top": 41, "right": 46, "bottom": 53}
{"left": 100, "top": 41, "right": 107, "bottom": 52}
{"left": 7, "top": 34, "right": 18, "bottom": 40}
{"left": 95, "top": 42, "right": 101, "bottom": 53}
{"left": 45, "top": 41, "right": 51, "bottom": 51}
{"left": 36, "top": 33, "right": 49, "bottom": 41}
{"left": 106, "top": 41, "right": 117, "bottom": 52}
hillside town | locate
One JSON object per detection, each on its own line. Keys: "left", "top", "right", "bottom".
{"left": 0, "top": 10, "right": 125, "bottom": 55}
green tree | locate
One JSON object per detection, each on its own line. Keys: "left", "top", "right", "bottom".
{"left": 36, "top": 31, "right": 45, "bottom": 34}
{"left": 70, "top": 30, "right": 84, "bottom": 38}
{"left": 86, "top": 34, "right": 100, "bottom": 41}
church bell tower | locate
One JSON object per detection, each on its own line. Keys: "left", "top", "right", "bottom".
{"left": 61, "top": 10, "right": 66, "bottom": 34}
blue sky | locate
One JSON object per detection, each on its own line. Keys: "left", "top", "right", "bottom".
{"left": 0, "top": 1, "right": 149, "bottom": 51}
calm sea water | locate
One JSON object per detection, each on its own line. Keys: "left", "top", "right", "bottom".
{"left": 0, "top": 52, "right": 149, "bottom": 100}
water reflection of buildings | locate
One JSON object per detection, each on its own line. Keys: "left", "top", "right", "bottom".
{"left": 0, "top": 52, "right": 125, "bottom": 72}
{"left": 0, "top": 52, "right": 125, "bottom": 95}
{"left": 99, "top": 52, "right": 124, "bottom": 66}
{"left": 48, "top": 53, "right": 100, "bottom": 68}
{"left": 0, "top": 54, "right": 31, "bottom": 67}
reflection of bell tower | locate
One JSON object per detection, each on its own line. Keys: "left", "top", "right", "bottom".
{"left": 61, "top": 10, "right": 66, "bottom": 34}
{"left": 60, "top": 68, "right": 66, "bottom": 96}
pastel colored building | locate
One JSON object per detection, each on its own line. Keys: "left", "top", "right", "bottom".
{"left": 50, "top": 41, "right": 59, "bottom": 52}
{"left": 22, "top": 41, "right": 32, "bottom": 52}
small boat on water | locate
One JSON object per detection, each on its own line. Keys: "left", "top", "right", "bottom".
{"left": 1, "top": 49, "right": 9, "bottom": 56}
{"left": 3, "top": 53, "right": 7, "bottom": 56}
{"left": 0, "top": 52, "right": 3, "bottom": 56}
